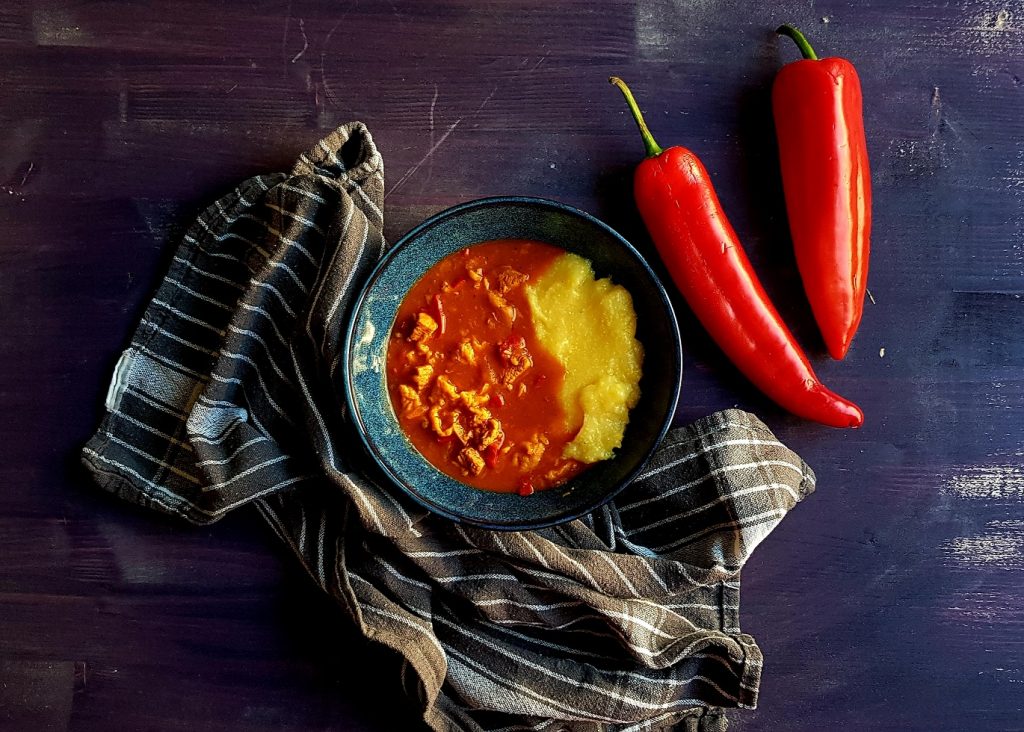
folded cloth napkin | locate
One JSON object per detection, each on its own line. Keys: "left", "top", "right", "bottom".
{"left": 82, "top": 123, "right": 816, "bottom": 732}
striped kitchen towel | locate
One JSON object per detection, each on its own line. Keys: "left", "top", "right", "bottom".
{"left": 82, "top": 122, "right": 816, "bottom": 732}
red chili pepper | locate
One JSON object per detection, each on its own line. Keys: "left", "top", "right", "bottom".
{"left": 517, "top": 478, "right": 535, "bottom": 497}
{"left": 483, "top": 433, "right": 504, "bottom": 469}
{"left": 433, "top": 293, "right": 447, "bottom": 335}
{"left": 774, "top": 24, "right": 871, "bottom": 360}
{"left": 610, "top": 77, "right": 863, "bottom": 428}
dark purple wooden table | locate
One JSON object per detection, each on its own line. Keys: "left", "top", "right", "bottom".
{"left": 2, "top": 1, "right": 1022, "bottom": 730}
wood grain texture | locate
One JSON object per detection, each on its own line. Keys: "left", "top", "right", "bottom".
{"left": 1, "top": 0, "right": 1022, "bottom": 730}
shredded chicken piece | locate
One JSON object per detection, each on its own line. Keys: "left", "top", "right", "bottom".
{"left": 514, "top": 433, "right": 548, "bottom": 472}
{"left": 487, "top": 291, "right": 516, "bottom": 325}
{"left": 457, "top": 447, "right": 485, "bottom": 476}
{"left": 467, "top": 404, "right": 492, "bottom": 426}
{"left": 452, "top": 418, "right": 470, "bottom": 445}
{"left": 410, "top": 312, "right": 438, "bottom": 342}
{"left": 411, "top": 364, "right": 433, "bottom": 391}
{"left": 457, "top": 339, "right": 477, "bottom": 365}
{"left": 496, "top": 267, "right": 529, "bottom": 294}
{"left": 478, "top": 419, "right": 504, "bottom": 449}
{"left": 428, "top": 404, "right": 457, "bottom": 437}
{"left": 436, "top": 375, "right": 460, "bottom": 400}
{"left": 399, "top": 385, "right": 426, "bottom": 419}
{"left": 499, "top": 337, "right": 533, "bottom": 387}
{"left": 543, "top": 461, "right": 577, "bottom": 484}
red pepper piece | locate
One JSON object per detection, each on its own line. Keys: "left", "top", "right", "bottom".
{"left": 774, "top": 24, "right": 871, "bottom": 360}
{"left": 517, "top": 479, "right": 535, "bottom": 497}
{"left": 610, "top": 77, "right": 863, "bottom": 428}
{"left": 483, "top": 433, "right": 505, "bottom": 469}
{"left": 433, "top": 293, "right": 447, "bottom": 335}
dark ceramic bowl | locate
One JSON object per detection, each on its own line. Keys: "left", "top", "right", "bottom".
{"left": 342, "top": 197, "right": 682, "bottom": 530}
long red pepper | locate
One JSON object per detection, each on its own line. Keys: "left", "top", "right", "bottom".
{"left": 774, "top": 24, "right": 871, "bottom": 360}
{"left": 610, "top": 77, "right": 863, "bottom": 428}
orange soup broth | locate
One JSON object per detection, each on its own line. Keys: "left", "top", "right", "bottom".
{"left": 386, "top": 240, "right": 586, "bottom": 493}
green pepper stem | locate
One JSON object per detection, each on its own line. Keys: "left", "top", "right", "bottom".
{"left": 609, "top": 76, "right": 663, "bottom": 159}
{"left": 776, "top": 24, "right": 818, "bottom": 60}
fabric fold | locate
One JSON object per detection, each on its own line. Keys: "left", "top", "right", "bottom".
{"left": 83, "top": 123, "right": 815, "bottom": 732}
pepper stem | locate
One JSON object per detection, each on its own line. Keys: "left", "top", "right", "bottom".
{"left": 609, "top": 77, "right": 663, "bottom": 158}
{"left": 776, "top": 24, "right": 818, "bottom": 60}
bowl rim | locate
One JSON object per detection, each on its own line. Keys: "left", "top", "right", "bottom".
{"left": 341, "top": 195, "right": 682, "bottom": 530}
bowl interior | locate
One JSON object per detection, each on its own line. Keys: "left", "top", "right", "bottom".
{"left": 344, "top": 197, "right": 681, "bottom": 530}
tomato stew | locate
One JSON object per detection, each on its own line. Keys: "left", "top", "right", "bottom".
{"left": 385, "top": 240, "right": 586, "bottom": 494}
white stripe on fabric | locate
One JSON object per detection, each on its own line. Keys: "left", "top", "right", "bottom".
{"left": 213, "top": 199, "right": 267, "bottom": 231}
{"left": 279, "top": 183, "right": 327, "bottom": 205}
{"left": 352, "top": 182, "right": 384, "bottom": 222}
{"left": 182, "top": 235, "right": 245, "bottom": 262}
{"left": 627, "top": 482, "right": 801, "bottom": 537}
{"left": 238, "top": 302, "right": 291, "bottom": 348}
{"left": 633, "top": 438, "right": 786, "bottom": 484}
{"left": 434, "top": 572, "right": 520, "bottom": 584}
{"left": 354, "top": 556, "right": 726, "bottom": 668}
{"left": 196, "top": 215, "right": 271, "bottom": 261}
{"left": 340, "top": 473, "right": 388, "bottom": 537}
{"left": 124, "top": 385, "right": 189, "bottom": 420}
{"left": 296, "top": 503, "right": 308, "bottom": 555}
{"left": 545, "top": 543, "right": 603, "bottom": 592}
{"left": 254, "top": 281, "right": 298, "bottom": 319}
{"left": 304, "top": 201, "right": 355, "bottom": 338}
{"left": 374, "top": 557, "right": 433, "bottom": 591}
{"left": 83, "top": 448, "right": 196, "bottom": 514}
{"left": 267, "top": 225, "right": 318, "bottom": 267}
{"left": 223, "top": 344, "right": 293, "bottom": 389}
{"left": 406, "top": 549, "right": 484, "bottom": 558}
{"left": 620, "top": 459, "right": 804, "bottom": 514}
{"left": 166, "top": 278, "right": 234, "bottom": 311}
{"left": 436, "top": 615, "right": 715, "bottom": 717}
{"left": 265, "top": 202, "right": 326, "bottom": 236}
{"left": 509, "top": 533, "right": 550, "bottom": 570}
{"left": 111, "top": 408, "right": 194, "bottom": 451}
{"left": 652, "top": 508, "right": 788, "bottom": 554}
{"left": 141, "top": 320, "right": 217, "bottom": 356}
{"left": 314, "top": 512, "right": 327, "bottom": 587}
{"left": 598, "top": 552, "right": 641, "bottom": 597}
{"left": 317, "top": 139, "right": 347, "bottom": 172}
{"left": 442, "top": 644, "right": 624, "bottom": 724}
{"left": 210, "top": 368, "right": 293, "bottom": 426}
{"left": 185, "top": 230, "right": 269, "bottom": 261}
{"left": 269, "top": 260, "right": 310, "bottom": 294}
{"left": 151, "top": 299, "right": 226, "bottom": 335}
{"left": 226, "top": 325, "right": 293, "bottom": 382}
{"left": 172, "top": 256, "right": 246, "bottom": 289}
{"left": 484, "top": 623, "right": 616, "bottom": 662}
{"left": 321, "top": 216, "right": 368, "bottom": 353}
{"left": 103, "top": 433, "right": 201, "bottom": 484}
{"left": 350, "top": 580, "right": 446, "bottom": 659}
{"left": 635, "top": 555, "right": 671, "bottom": 592}
{"left": 195, "top": 436, "right": 264, "bottom": 466}
{"left": 204, "top": 454, "right": 290, "bottom": 491}
{"left": 472, "top": 598, "right": 581, "bottom": 611}
{"left": 135, "top": 345, "right": 208, "bottom": 381}
{"left": 378, "top": 488, "right": 417, "bottom": 535}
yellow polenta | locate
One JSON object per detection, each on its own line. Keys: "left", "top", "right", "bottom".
{"left": 524, "top": 253, "right": 643, "bottom": 463}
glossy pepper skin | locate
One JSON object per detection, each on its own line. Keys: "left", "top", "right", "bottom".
{"left": 773, "top": 24, "right": 871, "bottom": 360}
{"left": 610, "top": 77, "right": 863, "bottom": 428}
